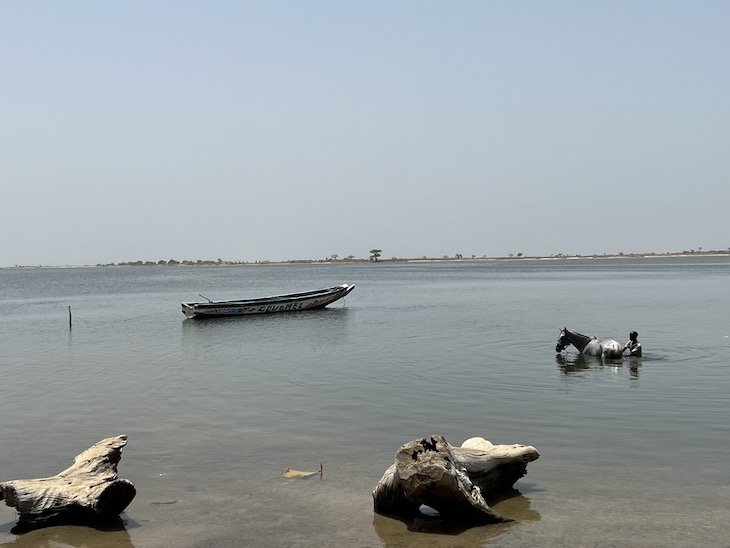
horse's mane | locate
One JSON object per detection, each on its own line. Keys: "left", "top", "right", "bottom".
{"left": 563, "top": 328, "right": 593, "bottom": 352}
{"left": 566, "top": 328, "right": 591, "bottom": 339}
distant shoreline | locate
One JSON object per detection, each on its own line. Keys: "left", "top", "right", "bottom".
{"left": 6, "top": 250, "right": 730, "bottom": 269}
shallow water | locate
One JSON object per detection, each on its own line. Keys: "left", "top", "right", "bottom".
{"left": 1, "top": 257, "right": 729, "bottom": 546}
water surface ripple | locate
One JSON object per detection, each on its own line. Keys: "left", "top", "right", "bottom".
{"left": 1, "top": 257, "right": 729, "bottom": 546}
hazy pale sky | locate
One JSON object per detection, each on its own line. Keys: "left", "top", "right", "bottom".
{"left": 2, "top": 1, "right": 729, "bottom": 266}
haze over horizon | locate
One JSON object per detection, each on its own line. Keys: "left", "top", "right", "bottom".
{"left": 3, "top": 2, "right": 729, "bottom": 267}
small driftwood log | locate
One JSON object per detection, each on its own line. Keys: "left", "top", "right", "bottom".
{"left": 372, "top": 434, "right": 539, "bottom": 524}
{"left": 0, "top": 435, "right": 135, "bottom": 528}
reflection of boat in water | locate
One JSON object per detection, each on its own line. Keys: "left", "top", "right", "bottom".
{"left": 181, "top": 284, "right": 354, "bottom": 319}
{"left": 181, "top": 305, "right": 352, "bottom": 350}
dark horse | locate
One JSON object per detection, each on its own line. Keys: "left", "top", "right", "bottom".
{"left": 555, "top": 327, "right": 623, "bottom": 359}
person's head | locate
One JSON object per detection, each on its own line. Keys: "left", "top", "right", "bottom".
{"left": 629, "top": 330, "right": 638, "bottom": 341}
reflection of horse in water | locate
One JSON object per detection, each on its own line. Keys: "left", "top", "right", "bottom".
{"left": 555, "top": 353, "right": 642, "bottom": 378}
{"left": 555, "top": 352, "right": 592, "bottom": 371}
{"left": 555, "top": 327, "right": 623, "bottom": 359}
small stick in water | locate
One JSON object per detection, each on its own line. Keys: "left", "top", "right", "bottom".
{"left": 68, "top": 306, "right": 72, "bottom": 330}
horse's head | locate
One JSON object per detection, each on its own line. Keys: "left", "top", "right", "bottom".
{"left": 555, "top": 328, "right": 569, "bottom": 353}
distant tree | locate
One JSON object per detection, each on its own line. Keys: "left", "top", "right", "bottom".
{"left": 517, "top": 252, "right": 523, "bottom": 257}
{"left": 330, "top": 254, "right": 339, "bottom": 261}
{"left": 369, "top": 249, "right": 382, "bottom": 261}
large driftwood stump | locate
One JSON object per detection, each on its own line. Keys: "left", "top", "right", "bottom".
{"left": 0, "top": 435, "right": 135, "bottom": 528}
{"left": 372, "top": 435, "right": 539, "bottom": 524}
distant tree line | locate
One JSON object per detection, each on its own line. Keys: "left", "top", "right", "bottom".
{"left": 98, "top": 259, "right": 232, "bottom": 267}
{"left": 94, "top": 247, "right": 730, "bottom": 268}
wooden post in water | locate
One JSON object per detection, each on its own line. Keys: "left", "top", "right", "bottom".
{"left": 68, "top": 306, "right": 72, "bottom": 330}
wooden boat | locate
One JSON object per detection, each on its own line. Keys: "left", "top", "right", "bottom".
{"left": 181, "top": 283, "right": 354, "bottom": 319}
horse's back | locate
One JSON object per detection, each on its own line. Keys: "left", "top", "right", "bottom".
{"left": 583, "top": 338, "right": 603, "bottom": 356}
{"left": 601, "top": 339, "right": 623, "bottom": 358}
{"left": 582, "top": 338, "right": 622, "bottom": 358}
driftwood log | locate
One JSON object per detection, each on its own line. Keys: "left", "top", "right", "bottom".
{"left": 372, "top": 435, "right": 539, "bottom": 524}
{"left": 0, "top": 435, "right": 135, "bottom": 529}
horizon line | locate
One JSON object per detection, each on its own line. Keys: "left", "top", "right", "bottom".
{"left": 5, "top": 249, "right": 730, "bottom": 269}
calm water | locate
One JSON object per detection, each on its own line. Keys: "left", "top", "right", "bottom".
{"left": 1, "top": 257, "right": 729, "bottom": 546}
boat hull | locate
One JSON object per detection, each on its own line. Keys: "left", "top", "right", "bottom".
{"left": 181, "top": 284, "right": 354, "bottom": 319}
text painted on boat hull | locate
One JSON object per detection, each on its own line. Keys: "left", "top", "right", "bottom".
{"left": 199, "top": 301, "right": 313, "bottom": 316}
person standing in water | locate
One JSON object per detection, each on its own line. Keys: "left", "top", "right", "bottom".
{"left": 624, "top": 331, "right": 642, "bottom": 356}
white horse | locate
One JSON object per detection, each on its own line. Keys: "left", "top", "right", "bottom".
{"left": 555, "top": 327, "right": 623, "bottom": 359}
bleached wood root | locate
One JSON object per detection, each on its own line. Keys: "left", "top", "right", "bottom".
{"left": 0, "top": 435, "right": 135, "bottom": 528}
{"left": 372, "top": 434, "right": 539, "bottom": 524}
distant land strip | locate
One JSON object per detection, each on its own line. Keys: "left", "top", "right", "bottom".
{"left": 7, "top": 249, "right": 730, "bottom": 269}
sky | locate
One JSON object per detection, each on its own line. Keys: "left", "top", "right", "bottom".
{"left": 2, "top": 1, "right": 729, "bottom": 266}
